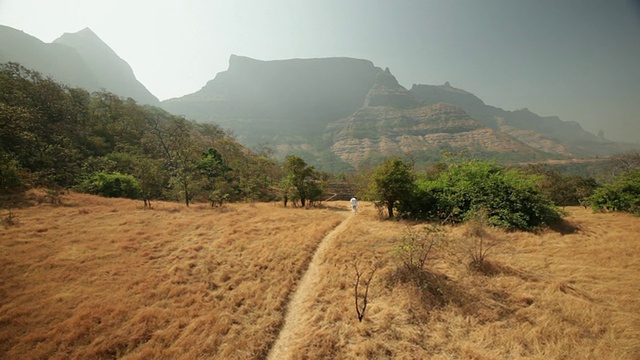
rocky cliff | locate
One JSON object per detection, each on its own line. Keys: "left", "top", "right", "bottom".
{"left": 162, "top": 55, "right": 385, "bottom": 145}
{"left": 410, "top": 83, "right": 619, "bottom": 156}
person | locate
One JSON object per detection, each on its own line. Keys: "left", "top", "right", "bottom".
{"left": 350, "top": 197, "right": 359, "bottom": 214}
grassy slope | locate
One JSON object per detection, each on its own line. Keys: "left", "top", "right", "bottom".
{"left": 1, "top": 192, "right": 639, "bottom": 359}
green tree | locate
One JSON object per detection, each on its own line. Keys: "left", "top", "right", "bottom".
{"left": 80, "top": 171, "right": 140, "bottom": 199}
{"left": 199, "top": 147, "right": 231, "bottom": 206}
{"left": 282, "top": 155, "right": 320, "bottom": 207}
{"left": 145, "top": 115, "right": 205, "bottom": 206}
{"left": 371, "top": 157, "right": 415, "bottom": 218}
{"left": 133, "top": 156, "right": 168, "bottom": 208}
{"left": 0, "top": 151, "right": 26, "bottom": 194}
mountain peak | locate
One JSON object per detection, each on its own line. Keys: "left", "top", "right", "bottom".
{"left": 53, "top": 27, "right": 159, "bottom": 105}
{"left": 73, "top": 27, "right": 100, "bottom": 40}
{"left": 78, "top": 27, "right": 96, "bottom": 34}
{"left": 55, "top": 27, "right": 106, "bottom": 47}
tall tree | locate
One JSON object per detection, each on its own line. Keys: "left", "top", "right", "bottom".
{"left": 199, "top": 147, "right": 231, "bottom": 206}
{"left": 282, "top": 155, "right": 319, "bottom": 207}
{"left": 371, "top": 157, "right": 415, "bottom": 218}
{"left": 145, "top": 114, "right": 205, "bottom": 206}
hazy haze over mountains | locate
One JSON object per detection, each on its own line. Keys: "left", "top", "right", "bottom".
{"left": 0, "top": 0, "right": 638, "bottom": 143}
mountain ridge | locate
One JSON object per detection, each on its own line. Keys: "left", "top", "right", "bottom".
{"left": 161, "top": 55, "right": 624, "bottom": 171}
{"left": 0, "top": 25, "right": 158, "bottom": 105}
{"left": 1, "top": 25, "right": 630, "bottom": 170}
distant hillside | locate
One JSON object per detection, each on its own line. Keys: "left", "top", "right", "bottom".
{"left": 0, "top": 25, "right": 158, "bottom": 105}
{"left": 409, "top": 83, "right": 620, "bottom": 156}
{"left": 163, "top": 56, "right": 619, "bottom": 171}
{"left": 163, "top": 55, "right": 383, "bottom": 145}
{"left": 0, "top": 25, "right": 99, "bottom": 91}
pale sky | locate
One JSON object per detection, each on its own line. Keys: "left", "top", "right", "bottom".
{"left": 1, "top": 0, "right": 639, "bottom": 143}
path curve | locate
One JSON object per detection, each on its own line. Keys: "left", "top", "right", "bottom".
{"left": 267, "top": 213, "right": 354, "bottom": 359}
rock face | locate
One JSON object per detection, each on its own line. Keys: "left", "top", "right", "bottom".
{"left": 0, "top": 25, "right": 158, "bottom": 105}
{"left": 409, "top": 83, "right": 619, "bottom": 156}
{"left": 162, "top": 55, "right": 620, "bottom": 171}
{"left": 327, "top": 103, "right": 545, "bottom": 169}
{"left": 163, "top": 55, "right": 383, "bottom": 146}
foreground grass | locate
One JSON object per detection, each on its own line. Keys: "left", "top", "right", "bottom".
{"left": 278, "top": 204, "right": 640, "bottom": 359}
{"left": 2, "top": 191, "right": 640, "bottom": 359}
{"left": 0, "top": 191, "right": 346, "bottom": 359}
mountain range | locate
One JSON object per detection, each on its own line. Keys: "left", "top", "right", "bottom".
{"left": 163, "top": 55, "right": 623, "bottom": 171}
{"left": 1, "top": 26, "right": 630, "bottom": 171}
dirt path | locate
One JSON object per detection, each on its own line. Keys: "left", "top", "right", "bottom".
{"left": 267, "top": 213, "right": 354, "bottom": 360}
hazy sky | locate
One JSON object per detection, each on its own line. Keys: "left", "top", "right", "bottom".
{"left": 1, "top": 0, "right": 639, "bottom": 143}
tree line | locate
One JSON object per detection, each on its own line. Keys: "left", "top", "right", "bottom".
{"left": 362, "top": 151, "right": 640, "bottom": 231}
{"left": 0, "top": 62, "right": 326, "bottom": 207}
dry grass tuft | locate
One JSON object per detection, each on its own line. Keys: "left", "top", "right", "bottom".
{"left": 1, "top": 195, "right": 639, "bottom": 359}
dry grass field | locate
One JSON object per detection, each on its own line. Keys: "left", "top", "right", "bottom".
{"left": 2, "top": 191, "right": 640, "bottom": 359}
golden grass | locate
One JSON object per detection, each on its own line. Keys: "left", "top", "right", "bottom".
{"left": 2, "top": 192, "right": 640, "bottom": 359}
{"left": 1, "top": 191, "right": 346, "bottom": 359}
{"left": 280, "top": 204, "right": 640, "bottom": 359}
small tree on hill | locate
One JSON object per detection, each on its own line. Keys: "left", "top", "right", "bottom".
{"left": 370, "top": 157, "right": 415, "bottom": 218}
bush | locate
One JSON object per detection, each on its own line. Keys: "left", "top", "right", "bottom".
{"left": 0, "top": 151, "right": 26, "bottom": 194}
{"left": 588, "top": 169, "right": 640, "bottom": 215}
{"left": 80, "top": 171, "right": 141, "bottom": 199}
{"left": 391, "top": 225, "right": 452, "bottom": 307}
{"left": 398, "top": 159, "right": 562, "bottom": 231}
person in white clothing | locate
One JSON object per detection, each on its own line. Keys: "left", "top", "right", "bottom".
{"left": 350, "top": 197, "right": 359, "bottom": 214}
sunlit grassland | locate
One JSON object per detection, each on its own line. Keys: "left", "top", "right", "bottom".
{"left": 1, "top": 192, "right": 639, "bottom": 359}
{"left": 278, "top": 204, "right": 640, "bottom": 359}
{"left": 0, "top": 191, "right": 346, "bottom": 359}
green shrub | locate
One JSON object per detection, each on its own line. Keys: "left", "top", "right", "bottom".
{"left": 0, "top": 151, "right": 26, "bottom": 193}
{"left": 80, "top": 171, "right": 141, "bottom": 199}
{"left": 588, "top": 170, "right": 640, "bottom": 215}
{"left": 398, "top": 159, "right": 562, "bottom": 231}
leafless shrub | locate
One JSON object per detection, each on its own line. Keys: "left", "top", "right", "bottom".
{"left": 353, "top": 258, "right": 378, "bottom": 322}
{"left": 395, "top": 225, "right": 447, "bottom": 272}
{"left": 1, "top": 208, "right": 17, "bottom": 227}
{"left": 464, "top": 210, "right": 501, "bottom": 274}
{"left": 391, "top": 225, "right": 455, "bottom": 306}
{"left": 45, "top": 187, "right": 64, "bottom": 205}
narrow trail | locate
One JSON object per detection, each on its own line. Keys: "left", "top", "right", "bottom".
{"left": 267, "top": 213, "right": 354, "bottom": 360}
